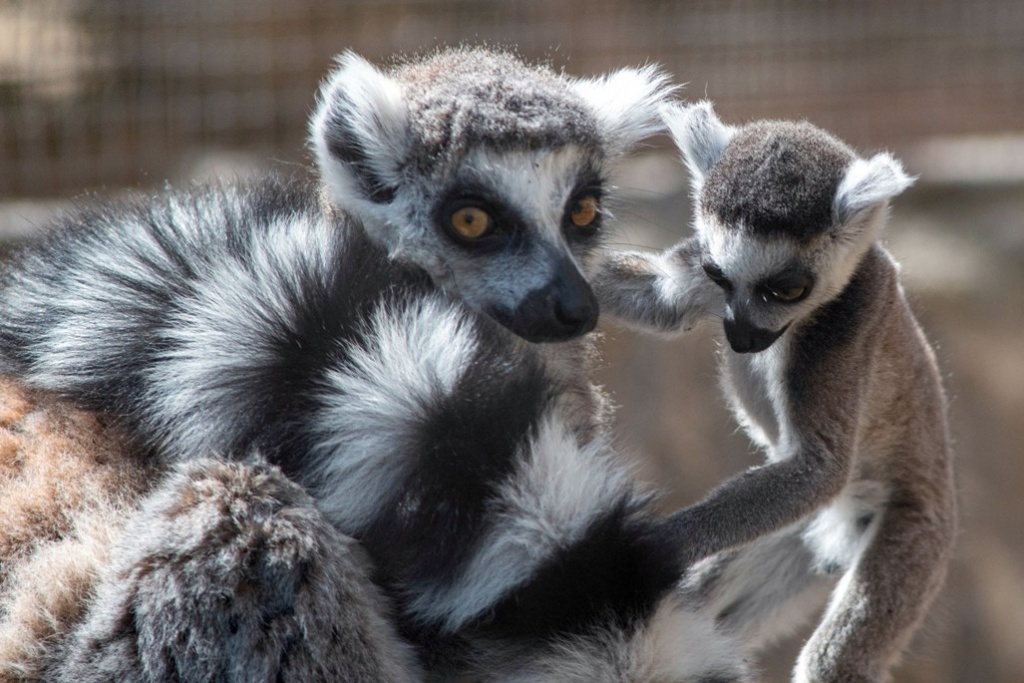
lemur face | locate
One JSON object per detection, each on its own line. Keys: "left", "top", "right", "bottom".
{"left": 420, "top": 146, "right": 606, "bottom": 342}
{"left": 311, "top": 49, "right": 672, "bottom": 343}
{"left": 698, "top": 217, "right": 819, "bottom": 353}
{"left": 662, "top": 101, "right": 913, "bottom": 354}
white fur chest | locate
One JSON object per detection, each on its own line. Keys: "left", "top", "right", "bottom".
{"left": 802, "top": 478, "right": 890, "bottom": 573}
{"left": 720, "top": 336, "right": 792, "bottom": 459}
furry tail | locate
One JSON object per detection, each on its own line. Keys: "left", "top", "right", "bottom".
{"left": 47, "top": 457, "right": 422, "bottom": 683}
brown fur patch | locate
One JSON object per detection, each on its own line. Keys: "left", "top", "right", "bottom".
{"left": 0, "top": 377, "right": 156, "bottom": 680}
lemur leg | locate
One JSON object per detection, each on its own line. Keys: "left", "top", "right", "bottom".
{"left": 47, "top": 457, "right": 421, "bottom": 683}
{"left": 795, "top": 499, "right": 953, "bottom": 683}
{"left": 685, "top": 526, "right": 833, "bottom": 652}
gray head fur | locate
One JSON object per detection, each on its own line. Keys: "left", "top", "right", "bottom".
{"left": 702, "top": 121, "right": 855, "bottom": 241}
{"left": 664, "top": 101, "right": 913, "bottom": 242}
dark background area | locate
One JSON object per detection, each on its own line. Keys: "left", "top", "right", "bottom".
{"left": 2, "top": 2, "right": 1023, "bottom": 681}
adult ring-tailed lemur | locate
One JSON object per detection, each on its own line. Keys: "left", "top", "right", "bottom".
{"left": 596, "top": 102, "right": 957, "bottom": 682}
{"left": 0, "top": 50, "right": 750, "bottom": 682}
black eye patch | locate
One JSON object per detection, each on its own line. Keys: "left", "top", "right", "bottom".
{"left": 757, "top": 267, "right": 815, "bottom": 304}
{"left": 701, "top": 260, "right": 733, "bottom": 293}
{"left": 435, "top": 185, "right": 526, "bottom": 252}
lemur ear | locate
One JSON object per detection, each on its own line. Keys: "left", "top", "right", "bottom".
{"left": 569, "top": 65, "right": 675, "bottom": 157}
{"left": 310, "top": 52, "right": 411, "bottom": 207}
{"left": 662, "top": 101, "right": 736, "bottom": 196}
{"left": 834, "top": 152, "right": 914, "bottom": 224}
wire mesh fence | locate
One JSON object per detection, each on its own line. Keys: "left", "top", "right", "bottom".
{"left": 3, "top": 5, "right": 1024, "bottom": 682}
{"left": 1, "top": 0, "right": 1023, "bottom": 197}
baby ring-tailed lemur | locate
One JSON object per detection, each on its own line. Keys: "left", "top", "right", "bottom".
{"left": 595, "top": 102, "right": 957, "bottom": 682}
{"left": 0, "top": 52, "right": 749, "bottom": 681}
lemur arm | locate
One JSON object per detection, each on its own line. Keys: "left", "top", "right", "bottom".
{"left": 666, "top": 435, "right": 853, "bottom": 566}
{"left": 593, "top": 236, "right": 720, "bottom": 335}
{"left": 666, "top": 325, "right": 867, "bottom": 565}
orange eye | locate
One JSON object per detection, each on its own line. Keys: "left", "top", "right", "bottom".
{"left": 450, "top": 206, "right": 491, "bottom": 239}
{"left": 569, "top": 195, "right": 599, "bottom": 228}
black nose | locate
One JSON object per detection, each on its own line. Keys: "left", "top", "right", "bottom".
{"left": 552, "top": 279, "right": 597, "bottom": 333}
{"left": 505, "top": 265, "right": 599, "bottom": 343}
{"left": 723, "top": 317, "right": 786, "bottom": 354}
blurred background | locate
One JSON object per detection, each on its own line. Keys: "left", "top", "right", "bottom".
{"left": 1, "top": 1, "right": 1021, "bottom": 680}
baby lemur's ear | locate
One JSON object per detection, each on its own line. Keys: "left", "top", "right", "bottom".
{"left": 310, "top": 52, "right": 412, "bottom": 209}
{"left": 834, "top": 152, "right": 915, "bottom": 224}
{"left": 569, "top": 65, "right": 676, "bottom": 157}
{"left": 661, "top": 101, "right": 736, "bottom": 196}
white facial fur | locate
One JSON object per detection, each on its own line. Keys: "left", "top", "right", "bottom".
{"left": 320, "top": 143, "right": 604, "bottom": 328}
{"left": 697, "top": 207, "right": 887, "bottom": 335}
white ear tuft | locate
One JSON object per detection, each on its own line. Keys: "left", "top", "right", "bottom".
{"left": 834, "top": 152, "right": 915, "bottom": 222}
{"left": 310, "top": 51, "right": 411, "bottom": 207}
{"left": 569, "top": 64, "right": 677, "bottom": 157}
{"left": 661, "top": 101, "right": 736, "bottom": 196}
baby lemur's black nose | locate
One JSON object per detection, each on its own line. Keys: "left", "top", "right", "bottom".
{"left": 723, "top": 317, "right": 786, "bottom": 354}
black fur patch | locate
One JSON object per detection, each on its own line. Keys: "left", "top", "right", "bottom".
{"left": 479, "top": 504, "right": 681, "bottom": 642}
{"left": 232, "top": 222, "right": 435, "bottom": 478}
{"left": 697, "top": 675, "right": 745, "bottom": 683}
{"left": 786, "top": 246, "right": 883, "bottom": 407}
{"left": 856, "top": 513, "right": 875, "bottom": 533}
{"left": 358, "top": 318, "right": 554, "bottom": 589}
{"left": 324, "top": 126, "right": 397, "bottom": 204}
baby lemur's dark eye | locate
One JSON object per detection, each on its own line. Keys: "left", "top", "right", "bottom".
{"left": 569, "top": 195, "right": 599, "bottom": 228}
{"left": 449, "top": 206, "right": 492, "bottom": 239}
{"left": 762, "top": 282, "right": 811, "bottom": 304}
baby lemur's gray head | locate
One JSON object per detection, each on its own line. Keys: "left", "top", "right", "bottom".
{"left": 664, "top": 101, "right": 913, "bottom": 353}
{"left": 310, "top": 48, "right": 672, "bottom": 342}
